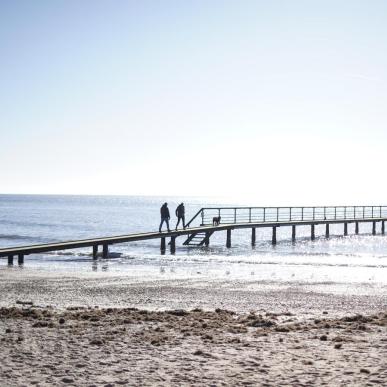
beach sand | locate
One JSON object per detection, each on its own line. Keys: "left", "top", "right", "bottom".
{"left": 0, "top": 271, "right": 386, "bottom": 386}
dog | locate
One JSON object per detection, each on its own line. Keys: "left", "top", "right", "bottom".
{"left": 212, "top": 216, "right": 221, "bottom": 226}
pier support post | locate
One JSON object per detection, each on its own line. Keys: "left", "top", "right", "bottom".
{"left": 272, "top": 227, "right": 277, "bottom": 245}
{"left": 251, "top": 228, "right": 256, "bottom": 246}
{"left": 92, "top": 245, "right": 98, "bottom": 260}
{"left": 8, "top": 255, "right": 14, "bottom": 265}
{"left": 382, "top": 221, "right": 385, "bottom": 235}
{"left": 160, "top": 237, "right": 166, "bottom": 254}
{"left": 344, "top": 223, "right": 348, "bottom": 236}
{"left": 372, "top": 222, "right": 376, "bottom": 235}
{"left": 292, "top": 225, "right": 296, "bottom": 243}
{"left": 311, "top": 224, "right": 315, "bottom": 241}
{"left": 102, "top": 244, "right": 109, "bottom": 259}
{"left": 18, "top": 254, "right": 24, "bottom": 265}
{"left": 325, "top": 224, "right": 330, "bottom": 239}
{"left": 204, "top": 232, "right": 210, "bottom": 247}
{"left": 170, "top": 236, "right": 176, "bottom": 254}
{"left": 355, "top": 222, "right": 359, "bottom": 235}
{"left": 226, "top": 229, "right": 231, "bottom": 248}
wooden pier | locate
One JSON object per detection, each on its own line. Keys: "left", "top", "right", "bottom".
{"left": 1, "top": 206, "right": 387, "bottom": 265}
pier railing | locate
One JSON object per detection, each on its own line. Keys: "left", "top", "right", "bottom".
{"left": 186, "top": 206, "right": 387, "bottom": 227}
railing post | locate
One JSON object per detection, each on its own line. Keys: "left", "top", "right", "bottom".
{"left": 290, "top": 207, "right": 292, "bottom": 221}
{"left": 249, "top": 208, "right": 251, "bottom": 223}
{"left": 234, "top": 208, "right": 236, "bottom": 223}
{"left": 353, "top": 206, "right": 356, "bottom": 219}
{"left": 344, "top": 207, "right": 347, "bottom": 220}
{"left": 263, "top": 208, "right": 266, "bottom": 222}
{"left": 363, "top": 206, "right": 365, "bottom": 219}
{"left": 334, "top": 207, "right": 337, "bottom": 220}
{"left": 276, "top": 207, "right": 279, "bottom": 222}
{"left": 372, "top": 207, "right": 374, "bottom": 218}
{"left": 324, "top": 206, "right": 326, "bottom": 220}
{"left": 313, "top": 207, "right": 315, "bottom": 220}
{"left": 380, "top": 206, "right": 382, "bottom": 218}
{"left": 301, "top": 207, "right": 304, "bottom": 221}
{"left": 201, "top": 210, "right": 204, "bottom": 226}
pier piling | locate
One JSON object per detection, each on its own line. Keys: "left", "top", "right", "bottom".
{"left": 292, "top": 225, "right": 296, "bottom": 242}
{"left": 372, "top": 222, "right": 376, "bottom": 235}
{"left": 204, "top": 232, "right": 210, "bottom": 247}
{"left": 355, "top": 222, "right": 359, "bottom": 235}
{"left": 325, "top": 224, "right": 330, "bottom": 238}
{"left": 226, "top": 229, "right": 231, "bottom": 248}
{"left": 170, "top": 237, "right": 176, "bottom": 254}
{"left": 272, "top": 227, "right": 277, "bottom": 245}
{"left": 18, "top": 254, "right": 24, "bottom": 265}
{"left": 311, "top": 224, "right": 315, "bottom": 240}
{"left": 344, "top": 223, "right": 348, "bottom": 236}
{"left": 160, "top": 238, "right": 166, "bottom": 254}
{"left": 382, "top": 221, "right": 385, "bottom": 235}
{"left": 251, "top": 228, "right": 256, "bottom": 246}
{"left": 102, "top": 244, "right": 108, "bottom": 259}
{"left": 8, "top": 255, "right": 13, "bottom": 265}
{"left": 92, "top": 245, "right": 98, "bottom": 260}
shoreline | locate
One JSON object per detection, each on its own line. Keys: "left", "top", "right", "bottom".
{"left": 0, "top": 270, "right": 386, "bottom": 316}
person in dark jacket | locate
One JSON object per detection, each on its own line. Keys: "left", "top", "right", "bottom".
{"left": 175, "top": 202, "right": 185, "bottom": 230}
{"left": 159, "top": 202, "right": 171, "bottom": 232}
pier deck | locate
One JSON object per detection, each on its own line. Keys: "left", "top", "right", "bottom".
{"left": 1, "top": 205, "right": 387, "bottom": 265}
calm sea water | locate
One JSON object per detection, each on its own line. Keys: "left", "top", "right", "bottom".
{"left": 0, "top": 194, "right": 387, "bottom": 291}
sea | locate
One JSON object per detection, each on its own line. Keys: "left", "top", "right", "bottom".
{"left": 0, "top": 194, "right": 387, "bottom": 294}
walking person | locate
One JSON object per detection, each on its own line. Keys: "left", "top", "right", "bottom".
{"left": 175, "top": 202, "right": 185, "bottom": 230}
{"left": 159, "top": 202, "right": 171, "bottom": 232}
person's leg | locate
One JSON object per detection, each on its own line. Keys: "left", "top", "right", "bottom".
{"left": 176, "top": 217, "right": 181, "bottom": 230}
{"left": 166, "top": 218, "right": 170, "bottom": 231}
{"left": 159, "top": 218, "right": 165, "bottom": 232}
{"left": 182, "top": 215, "right": 186, "bottom": 229}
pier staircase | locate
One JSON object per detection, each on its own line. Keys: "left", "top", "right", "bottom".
{"left": 183, "top": 231, "right": 214, "bottom": 246}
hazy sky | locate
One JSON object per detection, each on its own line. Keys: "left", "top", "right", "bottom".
{"left": 1, "top": 0, "right": 386, "bottom": 204}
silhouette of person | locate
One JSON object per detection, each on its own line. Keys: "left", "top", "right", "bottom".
{"left": 159, "top": 202, "right": 171, "bottom": 232}
{"left": 175, "top": 202, "right": 185, "bottom": 230}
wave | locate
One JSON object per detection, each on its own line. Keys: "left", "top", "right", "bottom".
{"left": 0, "top": 233, "right": 42, "bottom": 241}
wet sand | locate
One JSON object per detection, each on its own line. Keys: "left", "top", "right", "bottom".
{"left": 0, "top": 271, "right": 386, "bottom": 386}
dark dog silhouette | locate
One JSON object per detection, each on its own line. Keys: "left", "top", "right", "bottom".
{"left": 212, "top": 216, "right": 221, "bottom": 226}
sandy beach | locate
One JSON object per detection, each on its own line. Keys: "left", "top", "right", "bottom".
{"left": 0, "top": 270, "right": 386, "bottom": 386}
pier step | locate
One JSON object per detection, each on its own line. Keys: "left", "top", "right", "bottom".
{"left": 183, "top": 231, "right": 214, "bottom": 246}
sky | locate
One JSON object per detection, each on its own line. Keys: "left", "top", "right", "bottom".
{"left": 1, "top": 0, "right": 387, "bottom": 204}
